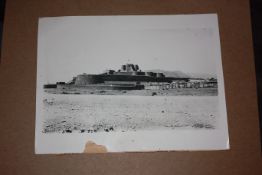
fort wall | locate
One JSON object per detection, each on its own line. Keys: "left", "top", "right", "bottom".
{"left": 75, "top": 74, "right": 104, "bottom": 85}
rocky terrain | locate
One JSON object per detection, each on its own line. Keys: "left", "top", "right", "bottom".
{"left": 42, "top": 94, "right": 217, "bottom": 133}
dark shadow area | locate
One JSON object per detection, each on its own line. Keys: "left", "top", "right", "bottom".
{"left": 0, "top": 0, "right": 6, "bottom": 61}
{"left": 250, "top": 0, "right": 262, "bottom": 150}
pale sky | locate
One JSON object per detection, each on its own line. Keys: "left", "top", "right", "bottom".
{"left": 38, "top": 15, "right": 221, "bottom": 83}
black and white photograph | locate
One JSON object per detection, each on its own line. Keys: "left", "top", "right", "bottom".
{"left": 35, "top": 14, "right": 229, "bottom": 154}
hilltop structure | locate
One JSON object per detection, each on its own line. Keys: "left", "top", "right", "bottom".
{"left": 44, "top": 63, "right": 190, "bottom": 90}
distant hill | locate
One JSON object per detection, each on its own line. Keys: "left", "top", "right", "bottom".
{"left": 146, "top": 69, "right": 216, "bottom": 79}
{"left": 187, "top": 72, "right": 217, "bottom": 79}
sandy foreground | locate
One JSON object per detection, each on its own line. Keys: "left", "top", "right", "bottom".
{"left": 45, "top": 88, "right": 218, "bottom": 96}
{"left": 42, "top": 93, "right": 218, "bottom": 133}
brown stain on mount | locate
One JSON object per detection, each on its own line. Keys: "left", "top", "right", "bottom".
{"left": 83, "top": 141, "right": 108, "bottom": 153}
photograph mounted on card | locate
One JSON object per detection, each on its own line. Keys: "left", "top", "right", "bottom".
{"left": 35, "top": 14, "right": 229, "bottom": 154}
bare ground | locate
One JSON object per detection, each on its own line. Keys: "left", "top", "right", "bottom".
{"left": 45, "top": 87, "right": 218, "bottom": 96}
{"left": 42, "top": 93, "right": 218, "bottom": 133}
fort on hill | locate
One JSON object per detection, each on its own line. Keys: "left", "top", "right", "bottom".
{"left": 44, "top": 63, "right": 217, "bottom": 91}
